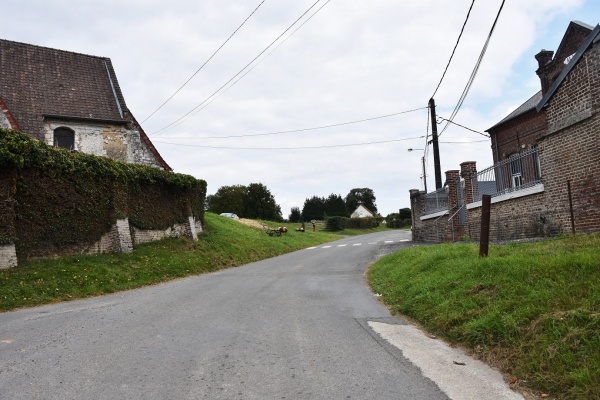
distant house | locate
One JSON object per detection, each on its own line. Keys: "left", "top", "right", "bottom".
{"left": 0, "top": 39, "right": 170, "bottom": 170}
{"left": 351, "top": 204, "right": 375, "bottom": 218}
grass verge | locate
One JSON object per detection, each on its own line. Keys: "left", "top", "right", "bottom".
{"left": 0, "top": 212, "right": 340, "bottom": 312}
{"left": 368, "top": 234, "right": 600, "bottom": 399}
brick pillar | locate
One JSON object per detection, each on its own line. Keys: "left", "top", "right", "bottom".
{"left": 460, "top": 161, "right": 477, "bottom": 205}
{"left": 409, "top": 189, "right": 425, "bottom": 242}
{"left": 446, "top": 170, "right": 460, "bottom": 241}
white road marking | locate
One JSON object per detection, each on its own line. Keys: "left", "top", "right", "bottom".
{"left": 368, "top": 242, "right": 378, "bottom": 245}
{"left": 353, "top": 243, "right": 362, "bottom": 246}
{"left": 369, "top": 322, "right": 523, "bottom": 400}
{"left": 322, "top": 246, "right": 332, "bottom": 248}
{"left": 337, "top": 244, "right": 347, "bottom": 247}
{"left": 400, "top": 239, "right": 410, "bottom": 242}
{"left": 385, "top": 240, "right": 394, "bottom": 243}
{"left": 307, "top": 247, "right": 317, "bottom": 250}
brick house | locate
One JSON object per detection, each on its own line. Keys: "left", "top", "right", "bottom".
{"left": 411, "top": 21, "right": 600, "bottom": 242}
{"left": 0, "top": 39, "right": 170, "bottom": 170}
{"left": 486, "top": 21, "right": 593, "bottom": 164}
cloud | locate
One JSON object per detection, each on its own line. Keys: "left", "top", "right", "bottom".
{"left": 3, "top": 0, "right": 594, "bottom": 216}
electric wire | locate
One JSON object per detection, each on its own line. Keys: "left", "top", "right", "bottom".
{"left": 150, "top": 0, "right": 327, "bottom": 136}
{"left": 167, "top": 0, "right": 334, "bottom": 129}
{"left": 439, "top": 0, "right": 505, "bottom": 137}
{"left": 153, "top": 136, "right": 425, "bottom": 150}
{"left": 140, "top": 0, "right": 267, "bottom": 123}
{"left": 156, "top": 107, "right": 426, "bottom": 140}
{"left": 437, "top": 116, "right": 490, "bottom": 137}
{"left": 430, "top": 0, "right": 476, "bottom": 99}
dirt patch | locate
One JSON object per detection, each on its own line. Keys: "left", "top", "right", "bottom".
{"left": 236, "top": 218, "right": 265, "bottom": 229}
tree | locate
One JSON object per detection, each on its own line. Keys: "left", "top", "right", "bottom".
{"left": 288, "top": 207, "right": 301, "bottom": 223}
{"left": 324, "top": 193, "right": 348, "bottom": 217}
{"left": 206, "top": 184, "right": 247, "bottom": 216}
{"left": 301, "top": 196, "right": 326, "bottom": 221}
{"left": 345, "top": 188, "right": 377, "bottom": 214}
{"left": 244, "top": 183, "right": 283, "bottom": 221}
{"left": 399, "top": 207, "right": 412, "bottom": 220}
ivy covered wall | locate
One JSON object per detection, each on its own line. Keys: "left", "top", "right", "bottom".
{"left": 0, "top": 128, "right": 206, "bottom": 261}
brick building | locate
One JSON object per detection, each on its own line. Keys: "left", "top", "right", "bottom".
{"left": 0, "top": 39, "right": 170, "bottom": 170}
{"left": 411, "top": 22, "right": 600, "bottom": 242}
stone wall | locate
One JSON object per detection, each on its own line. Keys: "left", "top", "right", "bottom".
{"left": 43, "top": 119, "right": 163, "bottom": 169}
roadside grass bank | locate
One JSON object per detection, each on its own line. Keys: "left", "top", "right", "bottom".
{"left": 0, "top": 212, "right": 340, "bottom": 312}
{"left": 368, "top": 233, "right": 600, "bottom": 400}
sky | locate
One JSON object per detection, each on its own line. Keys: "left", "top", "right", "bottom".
{"left": 3, "top": 0, "right": 599, "bottom": 218}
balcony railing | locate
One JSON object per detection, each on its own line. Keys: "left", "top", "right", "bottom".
{"left": 471, "top": 147, "right": 541, "bottom": 202}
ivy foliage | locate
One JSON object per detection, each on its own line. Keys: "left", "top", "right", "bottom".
{"left": 0, "top": 128, "right": 207, "bottom": 258}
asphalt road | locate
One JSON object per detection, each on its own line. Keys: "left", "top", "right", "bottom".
{"left": 0, "top": 230, "right": 519, "bottom": 399}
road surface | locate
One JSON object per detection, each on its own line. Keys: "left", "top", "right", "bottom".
{"left": 0, "top": 230, "right": 521, "bottom": 399}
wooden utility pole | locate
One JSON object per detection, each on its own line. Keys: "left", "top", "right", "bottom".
{"left": 429, "top": 98, "right": 442, "bottom": 190}
{"left": 479, "top": 195, "right": 491, "bottom": 257}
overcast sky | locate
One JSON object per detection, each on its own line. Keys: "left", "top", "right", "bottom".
{"left": 3, "top": 0, "right": 598, "bottom": 217}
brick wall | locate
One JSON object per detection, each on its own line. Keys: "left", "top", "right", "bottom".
{"left": 489, "top": 109, "right": 547, "bottom": 163}
{"left": 539, "top": 41, "right": 600, "bottom": 234}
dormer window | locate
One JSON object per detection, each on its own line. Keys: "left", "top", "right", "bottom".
{"left": 53, "top": 127, "right": 75, "bottom": 150}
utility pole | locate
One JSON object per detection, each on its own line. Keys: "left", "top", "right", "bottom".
{"left": 429, "top": 98, "right": 443, "bottom": 190}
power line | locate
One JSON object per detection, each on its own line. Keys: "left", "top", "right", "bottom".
{"left": 150, "top": 0, "right": 329, "bottom": 136}
{"left": 436, "top": 116, "right": 489, "bottom": 137}
{"left": 153, "top": 136, "right": 425, "bottom": 150}
{"left": 171, "top": 0, "right": 335, "bottom": 127}
{"left": 157, "top": 107, "right": 427, "bottom": 140}
{"left": 439, "top": 0, "right": 505, "bottom": 136}
{"left": 430, "top": 0, "right": 476, "bottom": 99}
{"left": 141, "top": 0, "right": 267, "bottom": 123}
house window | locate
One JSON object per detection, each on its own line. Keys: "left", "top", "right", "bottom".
{"left": 508, "top": 153, "right": 523, "bottom": 188}
{"left": 53, "top": 127, "right": 75, "bottom": 150}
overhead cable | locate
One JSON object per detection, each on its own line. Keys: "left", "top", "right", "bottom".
{"left": 170, "top": 0, "right": 334, "bottom": 127}
{"left": 150, "top": 0, "right": 328, "bottom": 136}
{"left": 437, "top": 116, "right": 490, "bottom": 137}
{"left": 141, "top": 0, "right": 267, "bottom": 123}
{"left": 439, "top": 0, "right": 505, "bottom": 137}
{"left": 160, "top": 107, "right": 427, "bottom": 140}
{"left": 153, "top": 136, "right": 425, "bottom": 150}
{"left": 430, "top": 0, "right": 476, "bottom": 99}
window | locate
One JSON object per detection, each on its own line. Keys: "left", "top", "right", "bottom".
{"left": 508, "top": 153, "right": 523, "bottom": 188}
{"left": 53, "top": 127, "right": 75, "bottom": 150}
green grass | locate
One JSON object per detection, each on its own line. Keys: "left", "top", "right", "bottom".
{"left": 0, "top": 213, "right": 340, "bottom": 312}
{"left": 368, "top": 234, "right": 600, "bottom": 399}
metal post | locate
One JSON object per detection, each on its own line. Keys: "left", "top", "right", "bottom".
{"left": 421, "top": 156, "right": 427, "bottom": 193}
{"left": 567, "top": 180, "right": 576, "bottom": 234}
{"left": 479, "top": 195, "right": 491, "bottom": 257}
{"left": 429, "top": 98, "right": 442, "bottom": 190}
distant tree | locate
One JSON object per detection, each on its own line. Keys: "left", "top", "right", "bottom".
{"left": 345, "top": 188, "right": 377, "bottom": 214}
{"left": 301, "top": 196, "right": 326, "bottom": 221}
{"left": 324, "top": 193, "right": 348, "bottom": 217}
{"left": 206, "top": 184, "right": 247, "bottom": 216}
{"left": 399, "top": 207, "right": 412, "bottom": 220}
{"left": 288, "top": 207, "right": 301, "bottom": 223}
{"left": 244, "top": 183, "right": 283, "bottom": 221}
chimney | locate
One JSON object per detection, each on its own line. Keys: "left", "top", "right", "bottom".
{"left": 535, "top": 50, "right": 554, "bottom": 95}
{"left": 535, "top": 50, "right": 554, "bottom": 69}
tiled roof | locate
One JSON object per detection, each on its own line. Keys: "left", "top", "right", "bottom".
{"left": 486, "top": 90, "right": 542, "bottom": 132}
{"left": 0, "top": 39, "right": 171, "bottom": 170}
{"left": 0, "top": 39, "right": 127, "bottom": 140}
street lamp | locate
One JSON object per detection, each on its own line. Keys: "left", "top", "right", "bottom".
{"left": 408, "top": 148, "right": 427, "bottom": 193}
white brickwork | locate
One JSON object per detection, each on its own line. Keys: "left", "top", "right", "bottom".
{"left": 0, "top": 244, "right": 18, "bottom": 269}
{"left": 42, "top": 121, "right": 162, "bottom": 169}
